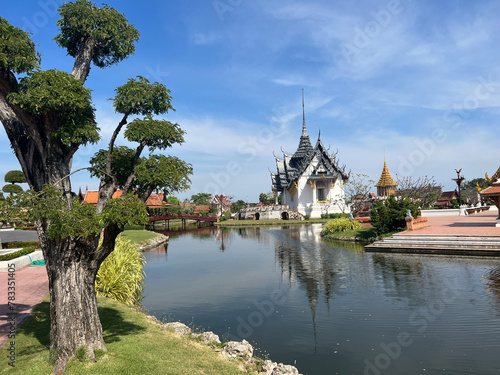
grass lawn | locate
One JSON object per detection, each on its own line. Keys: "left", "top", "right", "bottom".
{"left": 120, "top": 230, "right": 159, "bottom": 245}
{"left": 1, "top": 296, "right": 253, "bottom": 375}
{"left": 217, "top": 219, "right": 328, "bottom": 226}
{"left": 320, "top": 226, "right": 379, "bottom": 242}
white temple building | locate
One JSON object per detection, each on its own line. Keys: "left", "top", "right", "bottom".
{"left": 271, "top": 93, "right": 349, "bottom": 218}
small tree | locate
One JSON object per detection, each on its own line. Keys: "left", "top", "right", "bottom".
{"left": 370, "top": 196, "right": 418, "bottom": 235}
{"left": 231, "top": 199, "right": 246, "bottom": 212}
{"left": 4, "top": 170, "right": 26, "bottom": 184}
{"left": 343, "top": 173, "right": 374, "bottom": 216}
{"left": 0, "top": 3, "right": 191, "bottom": 373}
{"left": 190, "top": 192, "right": 212, "bottom": 206}
{"left": 259, "top": 192, "right": 275, "bottom": 205}
{"left": 2, "top": 184, "right": 23, "bottom": 195}
{"left": 396, "top": 175, "right": 442, "bottom": 209}
{"left": 3, "top": 170, "right": 26, "bottom": 195}
{"left": 167, "top": 196, "right": 180, "bottom": 205}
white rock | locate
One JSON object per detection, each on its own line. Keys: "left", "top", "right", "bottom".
{"left": 161, "top": 322, "right": 191, "bottom": 335}
{"left": 222, "top": 339, "right": 254, "bottom": 359}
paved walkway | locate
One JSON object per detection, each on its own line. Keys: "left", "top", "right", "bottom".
{"left": 0, "top": 265, "right": 49, "bottom": 348}
{"left": 400, "top": 209, "right": 500, "bottom": 236}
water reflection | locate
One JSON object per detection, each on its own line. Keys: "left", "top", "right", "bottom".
{"left": 142, "top": 224, "right": 500, "bottom": 375}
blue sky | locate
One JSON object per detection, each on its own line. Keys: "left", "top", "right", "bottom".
{"left": 2, "top": 0, "right": 500, "bottom": 201}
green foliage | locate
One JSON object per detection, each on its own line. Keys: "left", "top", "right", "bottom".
{"left": 113, "top": 76, "right": 173, "bottom": 115}
{"left": 304, "top": 215, "right": 310, "bottom": 220}
{"left": 90, "top": 150, "right": 192, "bottom": 197}
{"left": 190, "top": 193, "right": 212, "bottom": 206}
{"left": 370, "top": 196, "right": 419, "bottom": 235}
{"left": 231, "top": 199, "right": 246, "bottom": 212}
{"left": 0, "top": 246, "right": 36, "bottom": 261}
{"left": 95, "top": 236, "right": 145, "bottom": 306}
{"left": 321, "top": 213, "right": 350, "bottom": 219}
{"left": 3, "top": 241, "right": 39, "bottom": 248}
{"left": 0, "top": 16, "right": 41, "bottom": 73}
{"left": 3, "top": 184, "right": 23, "bottom": 195}
{"left": 463, "top": 178, "right": 488, "bottom": 190}
{"left": 167, "top": 196, "right": 180, "bottom": 205}
{"left": 125, "top": 117, "right": 185, "bottom": 151}
{"left": 7, "top": 69, "right": 99, "bottom": 146}
{"left": 1, "top": 186, "right": 148, "bottom": 239}
{"left": 321, "top": 218, "right": 362, "bottom": 236}
{"left": 100, "top": 193, "right": 149, "bottom": 229}
{"left": 54, "top": 0, "right": 140, "bottom": 69}
{"left": 259, "top": 192, "right": 274, "bottom": 205}
{"left": 133, "top": 155, "right": 192, "bottom": 196}
{"left": 4, "top": 170, "right": 26, "bottom": 184}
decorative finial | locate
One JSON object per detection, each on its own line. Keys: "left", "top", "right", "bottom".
{"left": 302, "top": 88, "right": 307, "bottom": 137}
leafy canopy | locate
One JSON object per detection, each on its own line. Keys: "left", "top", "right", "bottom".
{"left": 54, "top": 0, "right": 140, "bottom": 68}
{"left": 1, "top": 186, "right": 148, "bottom": 240}
{"left": 113, "top": 76, "right": 174, "bottom": 116}
{"left": 2, "top": 184, "right": 22, "bottom": 195}
{"left": 0, "top": 16, "right": 40, "bottom": 73}
{"left": 4, "top": 170, "right": 26, "bottom": 184}
{"left": 7, "top": 69, "right": 99, "bottom": 146}
{"left": 90, "top": 148, "right": 192, "bottom": 196}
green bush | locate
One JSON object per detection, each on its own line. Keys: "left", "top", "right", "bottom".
{"left": 0, "top": 246, "right": 36, "bottom": 261}
{"left": 2, "top": 241, "right": 40, "bottom": 249}
{"left": 304, "top": 215, "right": 310, "bottom": 220}
{"left": 321, "top": 218, "right": 362, "bottom": 236}
{"left": 370, "top": 196, "right": 418, "bottom": 235}
{"left": 95, "top": 237, "right": 145, "bottom": 306}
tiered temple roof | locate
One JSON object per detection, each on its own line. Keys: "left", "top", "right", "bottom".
{"left": 271, "top": 93, "right": 348, "bottom": 193}
{"left": 375, "top": 159, "right": 397, "bottom": 197}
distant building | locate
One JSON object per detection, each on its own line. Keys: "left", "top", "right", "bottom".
{"left": 81, "top": 189, "right": 165, "bottom": 208}
{"left": 211, "top": 195, "right": 232, "bottom": 214}
{"left": 375, "top": 158, "right": 397, "bottom": 197}
{"left": 271, "top": 92, "right": 349, "bottom": 218}
{"left": 435, "top": 189, "right": 459, "bottom": 209}
{"left": 480, "top": 167, "right": 500, "bottom": 223}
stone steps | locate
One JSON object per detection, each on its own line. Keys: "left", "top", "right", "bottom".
{"left": 365, "top": 234, "right": 500, "bottom": 256}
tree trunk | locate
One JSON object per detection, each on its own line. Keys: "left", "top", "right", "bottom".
{"left": 40, "top": 233, "right": 106, "bottom": 375}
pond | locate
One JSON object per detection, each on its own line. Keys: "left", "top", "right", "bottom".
{"left": 142, "top": 224, "right": 500, "bottom": 375}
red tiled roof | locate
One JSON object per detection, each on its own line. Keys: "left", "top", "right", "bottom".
{"left": 83, "top": 190, "right": 165, "bottom": 208}
{"left": 481, "top": 185, "right": 500, "bottom": 196}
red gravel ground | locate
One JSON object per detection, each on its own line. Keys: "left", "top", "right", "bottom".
{"left": 399, "top": 209, "right": 500, "bottom": 236}
{"left": 0, "top": 265, "right": 48, "bottom": 348}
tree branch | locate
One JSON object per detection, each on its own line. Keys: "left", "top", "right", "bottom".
{"left": 71, "top": 37, "right": 97, "bottom": 83}
{"left": 105, "top": 113, "right": 129, "bottom": 176}
{"left": 122, "top": 141, "right": 146, "bottom": 194}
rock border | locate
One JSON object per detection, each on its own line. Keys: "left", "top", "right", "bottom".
{"left": 153, "top": 320, "right": 302, "bottom": 375}
{"left": 137, "top": 233, "right": 169, "bottom": 251}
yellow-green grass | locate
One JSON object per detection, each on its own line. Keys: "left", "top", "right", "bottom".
{"left": 320, "top": 226, "right": 378, "bottom": 242}
{"left": 120, "top": 230, "right": 159, "bottom": 245}
{"left": 216, "top": 219, "right": 328, "bottom": 227}
{"left": 1, "top": 296, "right": 253, "bottom": 375}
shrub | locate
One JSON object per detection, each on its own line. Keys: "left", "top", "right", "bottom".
{"left": 304, "top": 215, "right": 310, "bottom": 220}
{"left": 95, "top": 237, "right": 145, "bottom": 306}
{"left": 0, "top": 246, "right": 36, "bottom": 261}
{"left": 321, "top": 218, "right": 362, "bottom": 236}
{"left": 3, "top": 241, "right": 40, "bottom": 249}
{"left": 370, "top": 196, "right": 418, "bottom": 235}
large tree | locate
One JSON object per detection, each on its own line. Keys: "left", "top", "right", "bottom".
{"left": 0, "top": 2, "right": 191, "bottom": 373}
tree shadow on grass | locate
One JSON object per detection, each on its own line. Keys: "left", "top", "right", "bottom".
{"left": 14, "top": 299, "right": 146, "bottom": 355}
{"left": 98, "top": 304, "right": 146, "bottom": 344}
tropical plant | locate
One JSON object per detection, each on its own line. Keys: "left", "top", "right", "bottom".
{"left": 321, "top": 218, "right": 362, "bottom": 236}
{"left": 95, "top": 237, "right": 145, "bottom": 306}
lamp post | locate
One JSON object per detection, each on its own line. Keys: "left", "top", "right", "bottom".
{"left": 452, "top": 169, "right": 465, "bottom": 207}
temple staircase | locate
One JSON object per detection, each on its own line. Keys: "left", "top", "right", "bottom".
{"left": 365, "top": 234, "right": 500, "bottom": 256}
